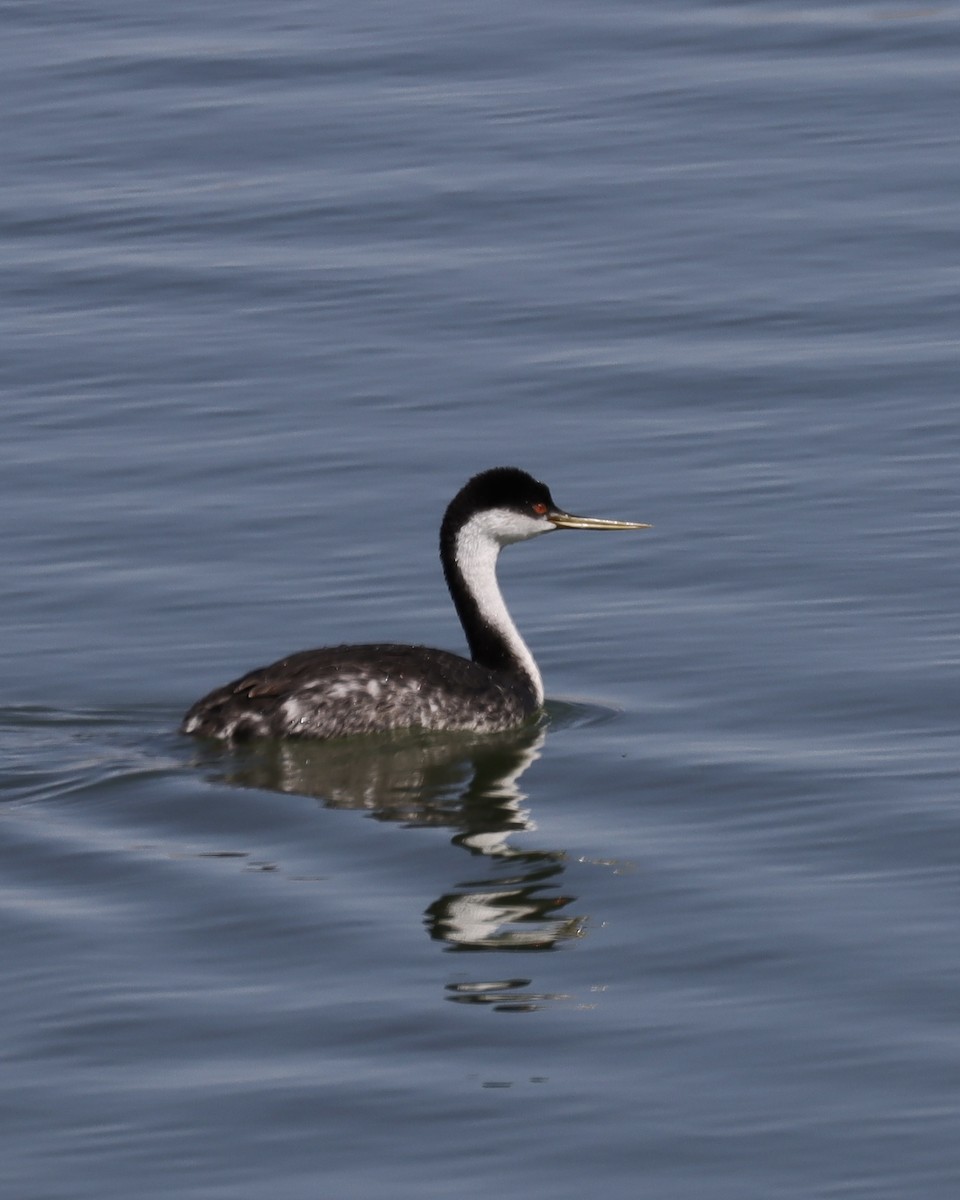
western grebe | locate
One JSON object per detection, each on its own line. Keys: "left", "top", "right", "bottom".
{"left": 181, "top": 467, "right": 649, "bottom": 741}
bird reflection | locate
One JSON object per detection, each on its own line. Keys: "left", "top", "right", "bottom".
{"left": 197, "top": 721, "right": 584, "bottom": 967}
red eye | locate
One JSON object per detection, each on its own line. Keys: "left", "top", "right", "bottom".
{"left": 532, "top": 502, "right": 548, "bottom": 515}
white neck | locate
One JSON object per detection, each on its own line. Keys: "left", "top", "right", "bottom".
{"left": 453, "top": 511, "right": 547, "bottom": 705}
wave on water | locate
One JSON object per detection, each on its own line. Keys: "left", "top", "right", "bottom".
{"left": 0, "top": 704, "right": 182, "bottom": 808}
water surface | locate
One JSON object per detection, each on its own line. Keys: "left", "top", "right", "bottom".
{"left": 3, "top": 2, "right": 959, "bottom": 1197}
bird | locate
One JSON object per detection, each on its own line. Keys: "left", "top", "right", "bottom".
{"left": 181, "top": 467, "right": 649, "bottom": 741}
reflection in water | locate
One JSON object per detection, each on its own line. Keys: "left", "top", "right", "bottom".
{"left": 445, "top": 979, "right": 571, "bottom": 1015}
{"left": 195, "top": 722, "right": 586, "bottom": 1009}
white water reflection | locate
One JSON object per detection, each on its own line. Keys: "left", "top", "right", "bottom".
{"left": 193, "top": 724, "right": 588, "bottom": 973}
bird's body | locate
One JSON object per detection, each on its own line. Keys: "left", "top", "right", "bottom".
{"left": 180, "top": 643, "right": 537, "bottom": 741}
{"left": 181, "top": 467, "right": 647, "bottom": 742}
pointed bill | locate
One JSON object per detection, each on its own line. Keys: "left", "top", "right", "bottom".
{"left": 548, "top": 510, "right": 651, "bottom": 531}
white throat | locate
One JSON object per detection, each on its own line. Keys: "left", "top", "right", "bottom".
{"left": 454, "top": 508, "right": 552, "bottom": 705}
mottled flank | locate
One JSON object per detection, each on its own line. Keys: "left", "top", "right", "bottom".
{"left": 181, "top": 643, "right": 539, "bottom": 741}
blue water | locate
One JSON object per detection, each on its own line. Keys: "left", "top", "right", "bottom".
{"left": 3, "top": 3, "right": 959, "bottom": 1197}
